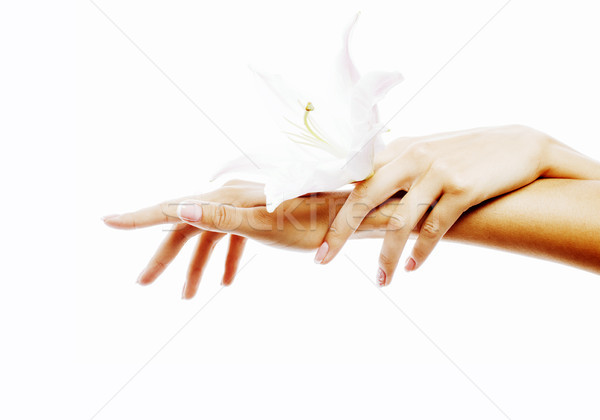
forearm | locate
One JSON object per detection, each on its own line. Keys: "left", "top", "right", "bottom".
{"left": 358, "top": 178, "right": 600, "bottom": 273}
{"left": 443, "top": 178, "right": 600, "bottom": 273}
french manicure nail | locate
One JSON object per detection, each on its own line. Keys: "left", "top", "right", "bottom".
{"left": 376, "top": 267, "right": 386, "bottom": 287}
{"left": 404, "top": 257, "right": 416, "bottom": 272}
{"left": 314, "top": 242, "right": 329, "bottom": 264}
{"left": 177, "top": 202, "right": 202, "bottom": 222}
{"left": 181, "top": 284, "right": 189, "bottom": 299}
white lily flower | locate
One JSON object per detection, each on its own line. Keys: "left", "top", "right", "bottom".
{"left": 213, "top": 12, "right": 404, "bottom": 212}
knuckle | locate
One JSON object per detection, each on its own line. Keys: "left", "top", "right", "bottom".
{"left": 426, "top": 161, "right": 474, "bottom": 196}
{"left": 445, "top": 173, "right": 473, "bottom": 195}
{"left": 429, "top": 160, "right": 451, "bottom": 178}
{"left": 212, "top": 205, "right": 232, "bottom": 230}
{"left": 122, "top": 213, "right": 136, "bottom": 229}
{"left": 378, "top": 251, "right": 398, "bottom": 269}
{"left": 149, "top": 259, "right": 167, "bottom": 272}
{"left": 420, "top": 217, "right": 440, "bottom": 239}
{"left": 407, "top": 142, "right": 431, "bottom": 160}
{"left": 387, "top": 212, "right": 407, "bottom": 231}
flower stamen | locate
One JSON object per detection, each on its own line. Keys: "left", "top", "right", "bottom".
{"left": 302, "top": 102, "right": 327, "bottom": 144}
{"left": 283, "top": 101, "right": 344, "bottom": 157}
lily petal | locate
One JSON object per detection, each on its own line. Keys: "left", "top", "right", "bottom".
{"left": 264, "top": 158, "right": 356, "bottom": 212}
{"left": 250, "top": 67, "right": 308, "bottom": 131}
{"left": 337, "top": 70, "right": 404, "bottom": 178}
{"left": 212, "top": 13, "right": 403, "bottom": 213}
{"left": 336, "top": 12, "right": 361, "bottom": 91}
{"left": 351, "top": 70, "right": 404, "bottom": 135}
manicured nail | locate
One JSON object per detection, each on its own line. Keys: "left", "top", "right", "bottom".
{"left": 181, "top": 282, "right": 191, "bottom": 299}
{"left": 314, "top": 242, "right": 329, "bottom": 264}
{"left": 136, "top": 268, "right": 147, "bottom": 285}
{"left": 376, "top": 267, "right": 386, "bottom": 287}
{"left": 177, "top": 202, "right": 202, "bottom": 222}
{"left": 404, "top": 257, "right": 416, "bottom": 272}
{"left": 101, "top": 213, "right": 119, "bottom": 222}
{"left": 221, "top": 275, "right": 231, "bottom": 287}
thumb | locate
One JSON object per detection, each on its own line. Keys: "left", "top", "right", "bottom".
{"left": 177, "top": 200, "right": 270, "bottom": 236}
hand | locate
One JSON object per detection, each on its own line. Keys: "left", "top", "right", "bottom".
{"left": 103, "top": 180, "right": 400, "bottom": 298}
{"left": 315, "top": 125, "right": 553, "bottom": 285}
{"left": 103, "top": 180, "right": 265, "bottom": 298}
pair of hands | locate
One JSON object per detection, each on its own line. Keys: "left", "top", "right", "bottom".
{"left": 104, "top": 125, "right": 553, "bottom": 297}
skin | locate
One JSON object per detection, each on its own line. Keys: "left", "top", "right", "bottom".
{"left": 104, "top": 178, "right": 600, "bottom": 299}
{"left": 317, "top": 125, "right": 600, "bottom": 285}
{"left": 443, "top": 179, "right": 600, "bottom": 272}
{"left": 103, "top": 180, "right": 264, "bottom": 298}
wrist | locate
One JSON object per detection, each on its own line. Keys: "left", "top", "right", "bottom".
{"left": 540, "top": 133, "right": 600, "bottom": 180}
{"left": 538, "top": 132, "right": 561, "bottom": 178}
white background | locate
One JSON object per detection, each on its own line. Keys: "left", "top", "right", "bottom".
{"left": 1, "top": 0, "right": 599, "bottom": 418}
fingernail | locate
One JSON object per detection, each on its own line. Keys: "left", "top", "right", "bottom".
{"left": 404, "top": 257, "right": 416, "bottom": 272}
{"left": 177, "top": 202, "right": 202, "bottom": 222}
{"left": 136, "top": 268, "right": 147, "bottom": 285}
{"left": 101, "top": 213, "right": 119, "bottom": 222}
{"left": 314, "top": 242, "right": 329, "bottom": 264}
{"left": 181, "top": 283, "right": 189, "bottom": 299}
{"left": 221, "top": 276, "right": 230, "bottom": 287}
{"left": 376, "top": 267, "right": 386, "bottom": 287}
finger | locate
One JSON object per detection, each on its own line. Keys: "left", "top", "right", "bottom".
{"left": 222, "top": 235, "right": 248, "bottom": 286}
{"left": 316, "top": 157, "right": 419, "bottom": 264}
{"left": 222, "top": 179, "right": 264, "bottom": 188}
{"left": 177, "top": 200, "right": 272, "bottom": 238}
{"left": 183, "top": 231, "right": 226, "bottom": 299}
{"left": 377, "top": 180, "right": 441, "bottom": 286}
{"left": 407, "top": 195, "right": 466, "bottom": 272}
{"left": 137, "top": 223, "right": 200, "bottom": 285}
{"left": 374, "top": 137, "right": 414, "bottom": 170}
{"left": 103, "top": 197, "right": 189, "bottom": 230}
{"left": 355, "top": 196, "right": 405, "bottom": 233}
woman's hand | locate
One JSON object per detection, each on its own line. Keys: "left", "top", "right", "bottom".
{"left": 316, "top": 125, "right": 556, "bottom": 285}
{"left": 103, "top": 180, "right": 265, "bottom": 298}
{"left": 103, "top": 180, "right": 399, "bottom": 299}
